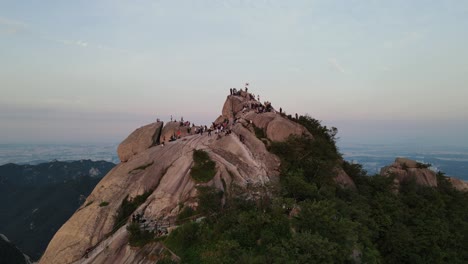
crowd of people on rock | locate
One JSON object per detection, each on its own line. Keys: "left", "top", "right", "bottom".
{"left": 154, "top": 83, "right": 305, "bottom": 148}
{"left": 229, "top": 83, "right": 278, "bottom": 115}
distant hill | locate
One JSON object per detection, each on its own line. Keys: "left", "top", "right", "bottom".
{"left": 339, "top": 143, "right": 468, "bottom": 180}
{"left": 0, "top": 160, "right": 115, "bottom": 261}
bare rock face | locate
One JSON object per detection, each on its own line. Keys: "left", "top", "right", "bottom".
{"left": 40, "top": 124, "right": 280, "bottom": 264}
{"left": 117, "top": 122, "right": 163, "bottom": 162}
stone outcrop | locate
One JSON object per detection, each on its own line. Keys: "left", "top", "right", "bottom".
{"left": 380, "top": 158, "right": 468, "bottom": 191}
{"left": 40, "top": 92, "right": 357, "bottom": 264}
{"left": 222, "top": 95, "right": 312, "bottom": 142}
{"left": 40, "top": 123, "right": 280, "bottom": 264}
{"left": 266, "top": 117, "right": 310, "bottom": 142}
{"left": 117, "top": 122, "right": 163, "bottom": 162}
{"left": 381, "top": 158, "right": 438, "bottom": 188}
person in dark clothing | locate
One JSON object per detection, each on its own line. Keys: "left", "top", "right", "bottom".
{"left": 280, "top": 107, "right": 282, "bottom": 114}
{"left": 295, "top": 113, "right": 298, "bottom": 119}
{"left": 230, "top": 88, "right": 233, "bottom": 95}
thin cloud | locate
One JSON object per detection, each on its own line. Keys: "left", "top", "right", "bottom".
{"left": 1, "top": 16, "right": 130, "bottom": 53}
{"left": 55, "top": 38, "right": 89, "bottom": 48}
{"left": 328, "top": 58, "right": 346, "bottom": 74}
{"left": 0, "top": 16, "right": 27, "bottom": 34}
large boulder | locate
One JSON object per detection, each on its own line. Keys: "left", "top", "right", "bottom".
{"left": 243, "top": 112, "right": 312, "bottom": 142}
{"left": 117, "top": 122, "right": 163, "bottom": 162}
{"left": 266, "top": 117, "right": 310, "bottom": 142}
{"left": 244, "top": 112, "right": 276, "bottom": 130}
{"left": 381, "top": 158, "right": 438, "bottom": 188}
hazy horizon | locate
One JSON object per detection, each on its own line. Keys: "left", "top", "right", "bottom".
{"left": 1, "top": 1, "right": 467, "bottom": 146}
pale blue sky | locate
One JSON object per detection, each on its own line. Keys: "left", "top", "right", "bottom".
{"left": 1, "top": 1, "right": 467, "bottom": 145}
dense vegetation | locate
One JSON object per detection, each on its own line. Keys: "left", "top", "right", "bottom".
{"left": 161, "top": 116, "right": 468, "bottom": 263}
{"left": 190, "top": 150, "right": 216, "bottom": 183}
{"left": 126, "top": 223, "right": 154, "bottom": 247}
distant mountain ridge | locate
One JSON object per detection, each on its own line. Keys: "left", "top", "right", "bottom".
{"left": 0, "top": 143, "right": 119, "bottom": 166}
{"left": 0, "top": 160, "right": 115, "bottom": 261}
{"left": 0, "top": 159, "right": 112, "bottom": 186}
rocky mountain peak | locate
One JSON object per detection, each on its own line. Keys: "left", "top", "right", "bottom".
{"left": 39, "top": 90, "right": 467, "bottom": 264}
{"left": 40, "top": 89, "right": 328, "bottom": 264}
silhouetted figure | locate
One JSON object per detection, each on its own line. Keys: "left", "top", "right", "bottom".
{"left": 295, "top": 113, "right": 298, "bottom": 119}
{"left": 230, "top": 88, "right": 233, "bottom": 95}
{"left": 279, "top": 107, "right": 282, "bottom": 114}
